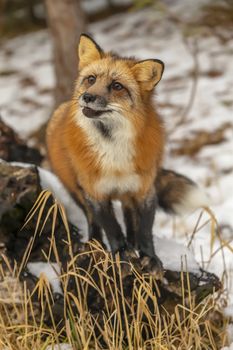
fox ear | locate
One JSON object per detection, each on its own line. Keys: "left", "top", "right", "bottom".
{"left": 132, "top": 59, "right": 164, "bottom": 91}
{"left": 78, "top": 34, "right": 103, "bottom": 69}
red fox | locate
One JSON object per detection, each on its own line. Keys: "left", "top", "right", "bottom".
{"left": 46, "top": 34, "right": 209, "bottom": 274}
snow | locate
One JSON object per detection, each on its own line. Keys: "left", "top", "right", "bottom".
{"left": 46, "top": 345, "right": 72, "bottom": 350}
{"left": 27, "top": 262, "right": 62, "bottom": 295}
{"left": 155, "top": 237, "right": 201, "bottom": 273}
{"left": 81, "top": 0, "right": 132, "bottom": 15}
{"left": 222, "top": 345, "right": 233, "bottom": 350}
{"left": 0, "top": 31, "right": 54, "bottom": 138}
{"left": 224, "top": 305, "right": 233, "bottom": 319}
{"left": 1, "top": 344, "right": 72, "bottom": 350}
{"left": 38, "top": 168, "right": 88, "bottom": 236}
{"left": 0, "top": 0, "right": 233, "bottom": 319}
{"left": 227, "top": 324, "right": 233, "bottom": 344}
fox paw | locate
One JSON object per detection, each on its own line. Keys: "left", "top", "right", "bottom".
{"left": 140, "top": 255, "right": 164, "bottom": 280}
{"left": 118, "top": 248, "right": 141, "bottom": 276}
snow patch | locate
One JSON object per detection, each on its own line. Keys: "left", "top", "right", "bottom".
{"left": 38, "top": 168, "right": 88, "bottom": 238}
{"left": 155, "top": 237, "right": 201, "bottom": 273}
{"left": 46, "top": 344, "right": 73, "bottom": 350}
{"left": 221, "top": 345, "right": 233, "bottom": 350}
{"left": 224, "top": 305, "right": 233, "bottom": 318}
{"left": 27, "top": 262, "right": 62, "bottom": 295}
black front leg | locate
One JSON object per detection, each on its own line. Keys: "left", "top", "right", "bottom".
{"left": 88, "top": 221, "right": 103, "bottom": 243}
{"left": 136, "top": 195, "right": 157, "bottom": 257}
{"left": 91, "top": 200, "right": 126, "bottom": 254}
{"left": 122, "top": 203, "right": 136, "bottom": 248}
{"left": 71, "top": 185, "right": 103, "bottom": 243}
{"left": 124, "top": 193, "right": 163, "bottom": 276}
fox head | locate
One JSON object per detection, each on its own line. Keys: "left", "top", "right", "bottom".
{"left": 74, "top": 34, "right": 164, "bottom": 135}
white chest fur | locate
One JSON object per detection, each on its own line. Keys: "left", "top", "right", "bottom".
{"left": 95, "top": 173, "right": 141, "bottom": 195}
{"left": 76, "top": 110, "right": 141, "bottom": 195}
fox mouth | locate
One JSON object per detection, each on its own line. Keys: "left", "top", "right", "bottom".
{"left": 82, "top": 107, "right": 111, "bottom": 118}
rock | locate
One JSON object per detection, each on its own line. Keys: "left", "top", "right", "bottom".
{"left": 0, "top": 160, "right": 79, "bottom": 262}
{"left": 0, "top": 118, "right": 43, "bottom": 165}
{"left": 0, "top": 161, "right": 40, "bottom": 248}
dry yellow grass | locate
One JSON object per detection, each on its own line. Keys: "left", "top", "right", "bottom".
{"left": 0, "top": 191, "right": 231, "bottom": 350}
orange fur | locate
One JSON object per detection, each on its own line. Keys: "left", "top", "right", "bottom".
{"left": 46, "top": 36, "right": 208, "bottom": 263}
{"left": 46, "top": 35, "right": 165, "bottom": 204}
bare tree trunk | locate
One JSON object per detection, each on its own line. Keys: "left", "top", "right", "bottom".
{"left": 44, "top": 0, "right": 86, "bottom": 106}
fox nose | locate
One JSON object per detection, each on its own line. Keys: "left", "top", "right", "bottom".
{"left": 83, "top": 93, "right": 96, "bottom": 103}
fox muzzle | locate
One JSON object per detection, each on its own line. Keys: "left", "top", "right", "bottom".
{"left": 82, "top": 93, "right": 107, "bottom": 108}
{"left": 81, "top": 93, "right": 111, "bottom": 118}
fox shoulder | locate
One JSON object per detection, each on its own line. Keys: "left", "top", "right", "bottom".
{"left": 46, "top": 101, "right": 73, "bottom": 173}
{"left": 46, "top": 102, "right": 70, "bottom": 138}
{"left": 156, "top": 168, "right": 210, "bottom": 215}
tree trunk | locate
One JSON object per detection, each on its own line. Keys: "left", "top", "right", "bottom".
{"left": 44, "top": 0, "right": 86, "bottom": 106}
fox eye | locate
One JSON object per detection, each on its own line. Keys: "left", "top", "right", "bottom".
{"left": 112, "top": 81, "right": 123, "bottom": 91}
{"left": 87, "top": 75, "right": 96, "bottom": 85}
